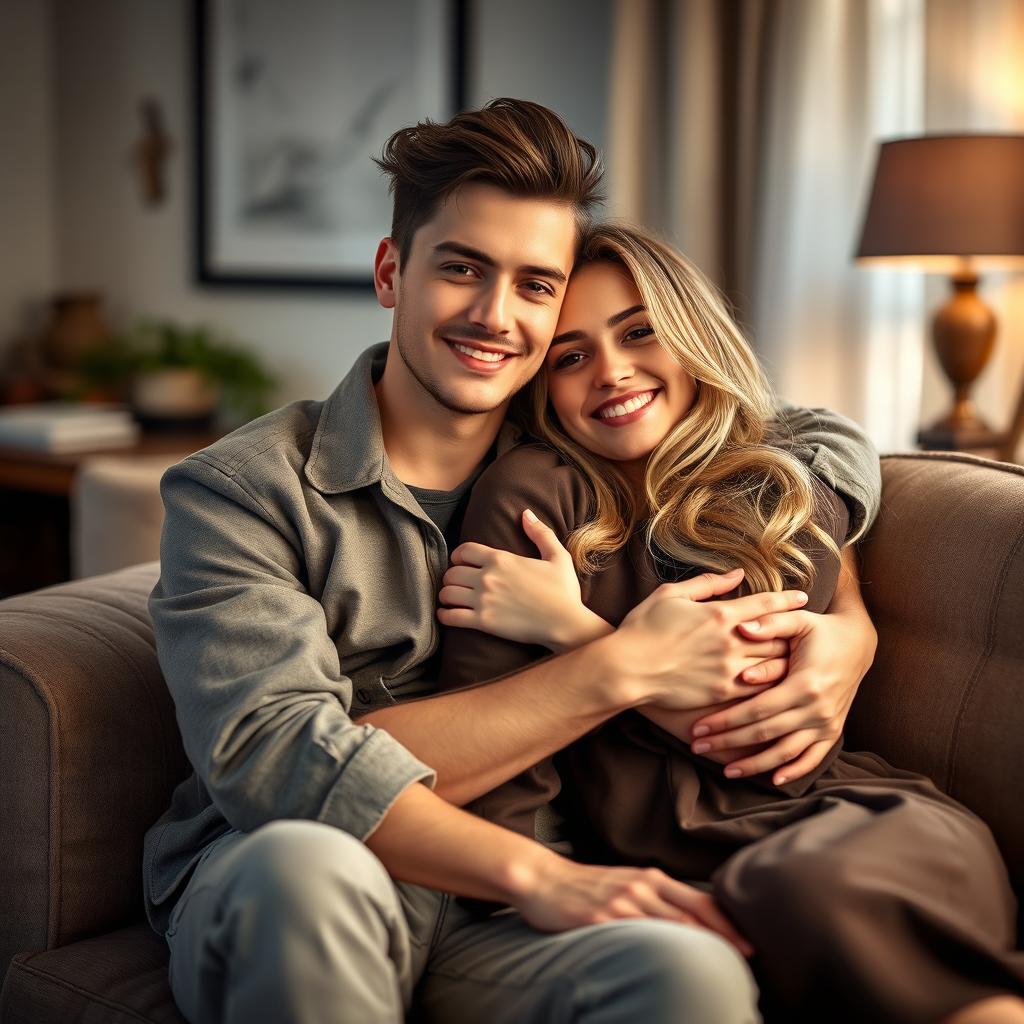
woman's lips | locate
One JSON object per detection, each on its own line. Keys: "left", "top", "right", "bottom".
{"left": 591, "top": 389, "right": 660, "bottom": 427}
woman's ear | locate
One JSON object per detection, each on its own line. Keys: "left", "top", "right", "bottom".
{"left": 374, "top": 238, "right": 400, "bottom": 309}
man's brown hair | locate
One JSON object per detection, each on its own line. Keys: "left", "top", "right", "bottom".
{"left": 374, "top": 98, "right": 604, "bottom": 267}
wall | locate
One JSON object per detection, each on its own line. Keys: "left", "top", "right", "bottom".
{"left": 49, "top": 0, "right": 611, "bottom": 405}
{"left": 0, "top": 0, "right": 57, "bottom": 358}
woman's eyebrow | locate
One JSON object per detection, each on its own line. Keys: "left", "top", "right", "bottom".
{"left": 551, "top": 305, "right": 647, "bottom": 347}
{"left": 608, "top": 304, "right": 645, "bottom": 326}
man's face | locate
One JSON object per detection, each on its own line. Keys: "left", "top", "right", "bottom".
{"left": 376, "top": 183, "right": 578, "bottom": 416}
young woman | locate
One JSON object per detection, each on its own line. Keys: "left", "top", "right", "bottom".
{"left": 435, "top": 224, "right": 1024, "bottom": 1023}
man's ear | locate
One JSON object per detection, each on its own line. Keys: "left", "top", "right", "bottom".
{"left": 374, "top": 238, "right": 400, "bottom": 309}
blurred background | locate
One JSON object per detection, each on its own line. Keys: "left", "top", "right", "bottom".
{"left": 1, "top": 0, "right": 1023, "bottom": 593}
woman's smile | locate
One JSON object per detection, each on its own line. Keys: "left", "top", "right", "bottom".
{"left": 591, "top": 388, "right": 662, "bottom": 426}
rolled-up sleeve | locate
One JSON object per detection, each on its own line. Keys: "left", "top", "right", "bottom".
{"left": 149, "top": 455, "right": 435, "bottom": 842}
{"left": 773, "top": 402, "right": 882, "bottom": 544}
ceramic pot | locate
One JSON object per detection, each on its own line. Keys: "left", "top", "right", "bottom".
{"left": 131, "top": 368, "right": 220, "bottom": 429}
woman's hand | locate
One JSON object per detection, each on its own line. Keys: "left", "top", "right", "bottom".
{"left": 686, "top": 557, "right": 877, "bottom": 785}
{"left": 437, "top": 510, "right": 611, "bottom": 652}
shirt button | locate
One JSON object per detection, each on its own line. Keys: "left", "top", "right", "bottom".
{"left": 356, "top": 687, "right": 372, "bottom": 703}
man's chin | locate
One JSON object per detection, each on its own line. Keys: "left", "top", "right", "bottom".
{"left": 431, "top": 386, "right": 510, "bottom": 417}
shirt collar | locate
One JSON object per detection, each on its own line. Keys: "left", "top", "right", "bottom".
{"left": 303, "top": 341, "right": 522, "bottom": 496}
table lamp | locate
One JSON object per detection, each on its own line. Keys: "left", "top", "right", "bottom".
{"left": 854, "top": 134, "right": 1024, "bottom": 451}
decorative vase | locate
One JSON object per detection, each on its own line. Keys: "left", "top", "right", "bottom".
{"left": 45, "top": 292, "right": 110, "bottom": 367}
{"left": 42, "top": 292, "right": 112, "bottom": 399}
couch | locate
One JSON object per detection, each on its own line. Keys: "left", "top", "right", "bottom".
{"left": 1, "top": 451, "right": 1022, "bottom": 1022}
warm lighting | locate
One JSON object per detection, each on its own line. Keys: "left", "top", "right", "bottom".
{"left": 855, "top": 134, "right": 1024, "bottom": 451}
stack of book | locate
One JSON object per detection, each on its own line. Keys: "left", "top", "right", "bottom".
{"left": 0, "top": 403, "right": 140, "bottom": 453}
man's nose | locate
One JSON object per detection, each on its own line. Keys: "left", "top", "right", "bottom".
{"left": 468, "top": 281, "right": 513, "bottom": 336}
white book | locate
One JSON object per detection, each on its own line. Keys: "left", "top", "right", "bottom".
{"left": 0, "top": 403, "right": 140, "bottom": 452}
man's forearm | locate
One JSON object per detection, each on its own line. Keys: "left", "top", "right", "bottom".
{"left": 358, "top": 634, "right": 633, "bottom": 805}
{"left": 365, "top": 780, "right": 556, "bottom": 901}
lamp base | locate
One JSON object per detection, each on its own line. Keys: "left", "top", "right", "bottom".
{"left": 917, "top": 413, "right": 1005, "bottom": 452}
{"left": 918, "top": 274, "right": 1001, "bottom": 452}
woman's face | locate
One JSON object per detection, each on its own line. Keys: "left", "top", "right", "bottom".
{"left": 544, "top": 261, "right": 697, "bottom": 470}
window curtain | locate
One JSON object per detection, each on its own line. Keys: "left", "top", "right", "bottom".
{"left": 607, "top": 0, "right": 1024, "bottom": 454}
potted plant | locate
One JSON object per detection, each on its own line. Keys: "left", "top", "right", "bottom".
{"left": 83, "top": 320, "right": 277, "bottom": 429}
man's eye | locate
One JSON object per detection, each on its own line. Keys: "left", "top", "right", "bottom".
{"left": 443, "top": 263, "right": 476, "bottom": 277}
{"left": 523, "top": 280, "right": 554, "bottom": 296}
{"left": 553, "top": 351, "right": 584, "bottom": 370}
{"left": 624, "top": 325, "right": 655, "bottom": 342}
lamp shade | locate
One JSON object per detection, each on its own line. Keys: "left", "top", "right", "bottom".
{"left": 855, "top": 134, "right": 1024, "bottom": 269}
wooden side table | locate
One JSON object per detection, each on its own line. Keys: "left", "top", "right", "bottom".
{"left": 0, "top": 432, "right": 219, "bottom": 597}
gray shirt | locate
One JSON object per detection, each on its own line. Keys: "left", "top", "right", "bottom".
{"left": 142, "top": 342, "right": 882, "bottom": 936}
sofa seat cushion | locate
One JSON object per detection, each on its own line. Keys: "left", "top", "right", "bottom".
{"left": 0, "top": 923, "right": 185, "bottom": 1024}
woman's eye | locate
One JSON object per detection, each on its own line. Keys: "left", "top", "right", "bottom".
{"left": 624, "top": 325, "right": 655, "bottom": 342}
{"left": 553, "top": 351, "right": 585, "bottom": 370}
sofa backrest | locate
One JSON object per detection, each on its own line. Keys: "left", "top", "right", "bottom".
{"left": 850, "top": 452, "right": 1024, "bottom": 896}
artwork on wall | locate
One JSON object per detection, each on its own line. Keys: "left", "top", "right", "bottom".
{"left": 194, "top": 0, "right": 467, "bottom": 289}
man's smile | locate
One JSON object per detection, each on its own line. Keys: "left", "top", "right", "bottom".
{"left": 443, "top": 337, "right": 519, "bottom": 374}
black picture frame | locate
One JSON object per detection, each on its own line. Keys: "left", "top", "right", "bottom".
{"left": 194, "top": 0, "right": 468, "bottom": 290}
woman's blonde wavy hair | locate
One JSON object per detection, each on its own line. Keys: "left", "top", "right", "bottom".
{"left": 513, "top": 223, "right": 842, "bottom": 594}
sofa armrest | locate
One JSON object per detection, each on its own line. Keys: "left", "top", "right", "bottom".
{"left": 850, "top": 453, "right": 1024, "bottom": 896}
{"left": 0, "top": 562, "right": 188, "bottom": 979}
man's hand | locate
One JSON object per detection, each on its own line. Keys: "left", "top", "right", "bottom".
{"left": 688, "top": 552, "right": 877, "bottom": 785}
{"left": 509, "top": 855, "right": 753, "bottom": 957}
{"left": 614, "top": 572, "right": 809, "bottom": 710}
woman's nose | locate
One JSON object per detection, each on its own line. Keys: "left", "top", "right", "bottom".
{"left": 593, "top": 345, "right": 634, "bottom": 387}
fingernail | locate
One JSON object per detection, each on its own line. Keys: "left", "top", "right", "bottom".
{"left": 524, "top": 508, "right": 538, "bottom": 523}
{"left": 741, "top": 620, "right": 760, "bottom": 632}
{"left": 723, "top": 567, "right": 743, "bottom": 577}
{"left": 796, "top": 591, "right": 808, "bottom": 603}
{"left": 724, "top": 767, "right": 742, "bottom": 778}
{"left": 775, "top": 775, "right": 788, "bottom": 786}
{"left": 692, "top": 725, "right": 710, "bottom": 738}
{"left": 692, "top": 742, "right": 711, "bottom": 754}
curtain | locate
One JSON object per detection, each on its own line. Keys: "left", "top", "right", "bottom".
{"left": 607, "top": 0, "right": 1024, "bottom": 454}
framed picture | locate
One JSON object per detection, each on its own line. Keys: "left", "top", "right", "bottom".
{"left": 194, "top": 0, "right": 467, "bottom": 289}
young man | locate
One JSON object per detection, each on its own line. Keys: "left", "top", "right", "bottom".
{"left": 146, "top": 99, "right": 881, "bottom": 1024}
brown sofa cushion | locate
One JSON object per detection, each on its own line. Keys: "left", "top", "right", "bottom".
{"left": 0, "top": 924, "right": 185, "bottom": 1023}
{"left": 0, "top": 563, "right": 187, "bottom": 981}
{"left": 850, "top": 452, "right": 1024, "bottom": 898}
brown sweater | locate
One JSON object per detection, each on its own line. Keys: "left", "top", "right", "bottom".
{"left": 437, "top": 442, "right": 849, "bottom": 863}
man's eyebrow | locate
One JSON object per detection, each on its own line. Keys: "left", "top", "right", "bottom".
{"left": 434, "top": 241, "right": 496, "bottom": 267}
{"left": 433, "top": 241, "right": 567, "bottom": 285}
{"left": 550, "top": 305, "right": 647, "bottom": 348}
